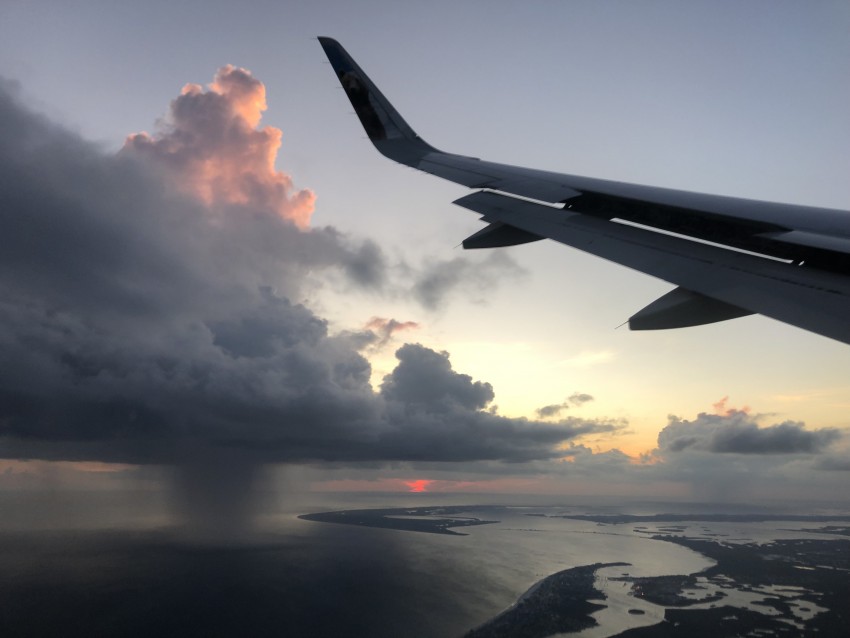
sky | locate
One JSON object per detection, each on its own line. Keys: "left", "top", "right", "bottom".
{"left": 0, "top": 0, "right": 849, "bottom": 518}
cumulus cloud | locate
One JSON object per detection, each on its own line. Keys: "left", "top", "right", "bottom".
{"left": 657, "top": 409, "right": 841, "bottom": 455}
{"left": 300, "top": 395, "right": 850, "bottom": 505}
{"left": 0, "top": 75, "right": 617, "bottom": 470}
{"left": 381, "top": 344, "right": 494, "bottom": 412}
{"left": 573, "top": 406, "right": 849, "bottom": 503}
{"left": 123, "top": 65, "right": 315, "bottom": 227}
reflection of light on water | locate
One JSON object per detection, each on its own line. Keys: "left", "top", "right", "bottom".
{"left": 526, "top": 516, "right": 836, "bottom": 637}
{"left": 789, "top": 598, "right": 827, "bottom": 622}
{"left": 384, "top": 515, "right": 477, "bottom": 521}
{"left": 627, "top": 521, "right": 848, "bottom": 546}
{"left": 680, "top": 576, "right": 828, "bottom": 630}
{"left": 568, "top": 560, "right": 829, "bottom": 637}
{"left": 571, "top": 566, "right": 666, "bottom": 638}
{"left": 815, "top": 564, "right": 849, "bottom": 572}
{"left": 447, "top": 508, "right": 714, "bottom": 636}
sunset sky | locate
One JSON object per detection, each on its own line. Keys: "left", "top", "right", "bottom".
{"left": 1, "top": 0, "right": 848, "bottom": 506}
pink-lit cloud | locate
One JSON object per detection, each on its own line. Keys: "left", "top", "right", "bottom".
{"left": 365, "top": 317, "right": 419, "bottom": 335}
{"left": 712, "top": 396, "right": 750, "bottom": 416}
{"left": 364, "top": 317, "right": 420, "bottom": 348}
{"left": 123, "top": 65, "right": 315, "bottom": 227}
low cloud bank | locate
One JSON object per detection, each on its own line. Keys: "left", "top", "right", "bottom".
{"left": 658, "top": 409, "right": 841, "bottom": 455}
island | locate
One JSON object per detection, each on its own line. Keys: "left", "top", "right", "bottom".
{"left": 299, "top": 506, "right": 499, "bottom": 535}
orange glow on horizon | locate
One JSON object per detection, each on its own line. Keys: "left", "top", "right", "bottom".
{"left": 312, "top": 477, "right": 544, "bottom": 494}
{"left": 404, "top": 479, "right": 433, "bottom": 493}
{"left": 0, "top": 459, "right": 137, "bottom": 474}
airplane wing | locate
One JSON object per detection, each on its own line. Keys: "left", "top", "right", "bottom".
{"left": 318, "top": 37, "right": 850, "bottom": 345}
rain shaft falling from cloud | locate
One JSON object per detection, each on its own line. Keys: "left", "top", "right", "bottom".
{"left": 0, "top": 70, "right": 617, "bottom": 541}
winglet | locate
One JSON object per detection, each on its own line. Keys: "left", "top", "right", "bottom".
{"left": 318, "top": 37, "right": 440, "bottom": 167}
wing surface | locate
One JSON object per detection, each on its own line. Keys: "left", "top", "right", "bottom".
{"left": 318, "top": 37, "right": 850, "bottom": 344}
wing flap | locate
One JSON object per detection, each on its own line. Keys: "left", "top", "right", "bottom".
{"left": 629, "top": 287, "right": 754, "bottom": 330}
{"left": 462, "top": 222, "right": 544, "bottom": 249}
{"left": 454, "top": 191, "right": 850, "bottom": 343}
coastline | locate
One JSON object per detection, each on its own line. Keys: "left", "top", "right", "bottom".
{"left": 300, "top": 505, "right": 850, "bottom": 637}
{"left": 464, "top": 562, "right": 629, "bottom": 638}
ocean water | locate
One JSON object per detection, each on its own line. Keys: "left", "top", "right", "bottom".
{"left": 1, "top": 493, "right": 847, "bottom": 637}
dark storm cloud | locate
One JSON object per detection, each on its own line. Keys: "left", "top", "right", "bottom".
{"left": 381, "top": 344, "right": 493, "bottom": 412}
{"left": 658, "top": 410, "right": 842, "bottom": 455}
{"left": 372, "top": 345, "right": 612, "bottom": 462}
{"left": 0, "top": 77, "right": 613, "bottom": 466}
